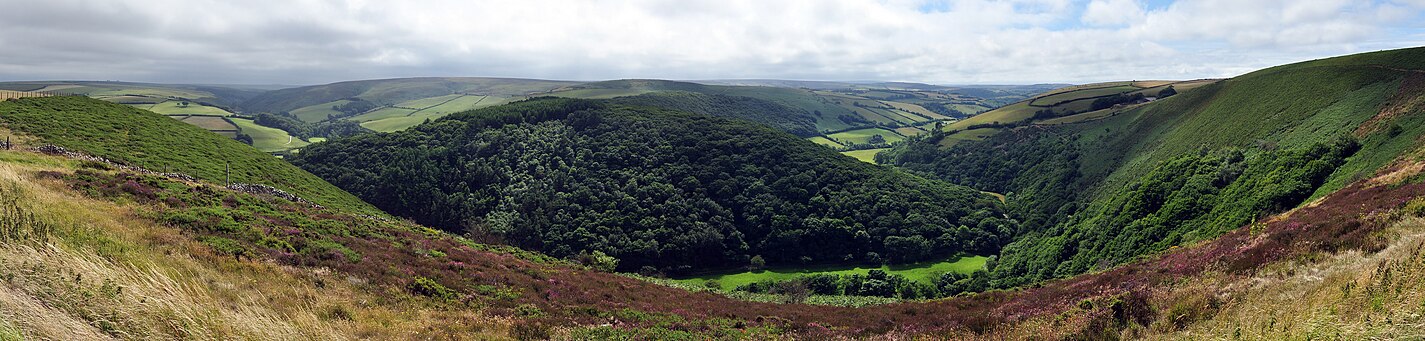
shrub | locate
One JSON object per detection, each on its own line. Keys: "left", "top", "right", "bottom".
{"left": 301, "top": 239, "right": 361, "bottom": 263}
{"left": 511, "top": 320, "right": 551, "bottom": 340}
{"left": 201, "top": 237, "right": 251, "bottom": 259}
{"left": 408, "top": 276, "right": 457, "bottom": 301}
{"left": 257, "top": 236, "right": 295, "bottom": 253}
{"left": 574, "top": 250, "right": 619, "bottom": 272}
{"left": 514, "top": 304, "right": 545, "bottom": 317}
{"left": 319, "top": 304, "right": 355, "bottom": 321}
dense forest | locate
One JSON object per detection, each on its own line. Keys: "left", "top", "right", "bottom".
{"left": 253, "top": 113, "right": 371, "bottom": 139}
{"left": 610, "top": 91, "right": 820, "bottom": 137}
{"left": 293, "top": 98, "right": 1012, "bottom": 273}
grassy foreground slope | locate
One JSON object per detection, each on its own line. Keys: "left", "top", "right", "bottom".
{"left": 0, "top": 96, "right": 376, "bottom": 214}
{"left": 0, "top": 152, "right": 516, "bottom": 339}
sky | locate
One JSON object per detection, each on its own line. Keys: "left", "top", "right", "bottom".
{"left": 1, "top": 0, "right": 1423, "bottom": 85}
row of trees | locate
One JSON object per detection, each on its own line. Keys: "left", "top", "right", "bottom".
{"left": 332, "top": 99, "right": 377, "bottom": 117}
{"left": 1089, "top": 93, "right": 1148, "bottom": 111}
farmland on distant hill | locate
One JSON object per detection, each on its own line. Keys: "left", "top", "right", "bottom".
{"left": 935, "top": 79, "right": 1218, "bottom": 147}
{"left": 0, "top": 81, "right": 265, "bottom": 138}
{"left": 240, "top": 77, "right": 575, "bottom": 132}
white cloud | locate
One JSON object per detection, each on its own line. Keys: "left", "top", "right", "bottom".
{"left": 1083, "top": 0, "right": 1146, "bottom": 26}
{"left": 0, "top": 0, "right": 1421, "bottom": 84}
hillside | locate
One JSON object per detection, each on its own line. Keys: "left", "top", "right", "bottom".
{"left": 11, "top": 137, "right": 1425, "bottom": 339}
{"left": 885, "top": 46, "right": 1425, "bottom": 288}
{"left": 7, "top": 48, "right": 1425, "bottom": 339}
{"left": 0, "top": 96, "right": 377, "bottom": 213}
{"left": 291, "top": 98, "right": 1012, "bottom": 273}
{"left": 933, "top": 79, "right": 1217, "bottom": 147}
{"left": 549, "top": 79, "right": 1041, "bottom": 162}
{"left": 0, "top": 81, "right": 275, "bottom": 139}
{"left": 240, "top": 77, "right": 578, "bottom": 132}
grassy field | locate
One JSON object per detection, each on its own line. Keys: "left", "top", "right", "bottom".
{"left": 241, "top": 77, "right": 576, "bottom": 118}
{"left": 360, "top": 115, "right": 435, "bottom": 132}
{"left": 841, "top": 148, "right": 888, "bottom": 163}
{"left": 547, "top": 88, "right": 656, "bottom": 99}
{"left": 0, "top": 96, "right": 378, "bottom": 214}
{"left": 674, "top": 255, "right": 988, "bottom": 291}
{"left": 231, "top": 118, "right": 308, "bottom": 152}
{"left": 348, "top": 107, "right": 415, "bottom": 122}
{"left": 827, "top": 127, "right": 906, "bottom": 145}
{"left": 938, "top": 80, "right": 1218, "bottom": 143}
{"left": 351, "top": 94, "right": 503, "bottom": 132}
{"left": 808, "top": 136, "right": 845, "bottom": 148}
{"left": 142, "top": 100, "right": 233, "bottom": 116}
{"left": 1028, "top": 85, "right": 1139, "bottom": 106}
{"left": 937, "top": 127, "right": 1001, "bottom": 148}
{"left": 416, "top": 94, "right": 491, "bottom": 113}
{"left": 894, "top": 126, "right": 927, "bottom": 136}
{"left": 393, "top": 93, "right": 463, "bottom": 109}
{"left": 288, "top": 100, "right": 349, "bottom": 122}
{"left": 178, "top": 115, "right": 238, "bottom": 131}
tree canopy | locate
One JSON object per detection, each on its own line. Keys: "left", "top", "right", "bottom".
{"left": 293, "top": 98, "right": 1012, "bottom": 273}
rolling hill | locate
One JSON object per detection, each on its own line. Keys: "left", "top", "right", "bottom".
{"left": 932, "top": 79, "right": 1219, "bottom": 147}
{"left": 0, "top": 81, "right": 318, "bottom": 151}
{"left": 6, "top": 78, "right": 1052, "bottom": 159}
{"left": 291, "top": 97, "right": 1012, "bottom": 273}
{"left": 885, "top": 46, "right": 1425, "bottom": 289}
{"left": 0, "top": 96, "right": 377, "bottom": 213}
{"left": 239, "top": 77, "right": 579, "bottom": 132}
{"left": 548, "top": 79, "right": 1049, "bottom": 161}
{"left": 5, "top": 47, "right": 1425, "bottom": 339}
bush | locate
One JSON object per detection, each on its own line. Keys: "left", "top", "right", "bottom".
{"left": 408, "top": 276, "right": 457, "bottom": 301}
{"left": 511, "top": 320, "right": 551, "bottom": 340}
{"left": 574, "top": 250, "right": 619, "bottom": 272}
{"left": 319, "top": 304, "right": 355, "bottom": 321}
{"left": 201, "top": 237, "right": 251, "bottom": 259}
{"left": 749, "top": 255, "right": 767, "bottom": 270}
{"left": 1157, "top": 85, "right": 1177, "bottom": 98}
{"left": 514, "top": 304, "right": 545, "bottom": 317}
{"left": 301, "top": 239, "right": 361, "bottom": 263}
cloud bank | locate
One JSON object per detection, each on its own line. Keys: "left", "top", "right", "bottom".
{"left": 0, "top": 0, "right": 1421, "bottom": 85}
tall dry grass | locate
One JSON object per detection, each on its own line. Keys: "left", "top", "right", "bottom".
{"left": 0, "top": 154, "right": 512, "bottom": 340}
{"left": 1144, "top": 216, "right": 1425, "bottom": 340}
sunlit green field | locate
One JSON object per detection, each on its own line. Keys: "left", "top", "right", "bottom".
{"left": 231, "top": 118, "right": 308, "bottom": 152}
{"left": 674, "top": 255, "right": 988, "bottom": 291}
{"left": 841, "top": 148, "right": 887, "bottom": 163}
{"left": 142, "top": 100, "right": 233, "bottom": 116}
{"left": 827, "top": 128, "right": 905, "bottom": 145}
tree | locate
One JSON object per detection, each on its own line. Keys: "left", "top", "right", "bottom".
{"left": 1158, "top": 86, "right": 1177, "bottom": 98}
{"left": 867, "top": 134, "right": 886, "bottom": 145}
{"left": 883, "top": 235, "right": 932, "bottom": 262}
{"left": 575, "top": 250, "right": 619, "bottom": 272}
{"left": 749, "top": 255, "right": 767, "bottom": 270}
